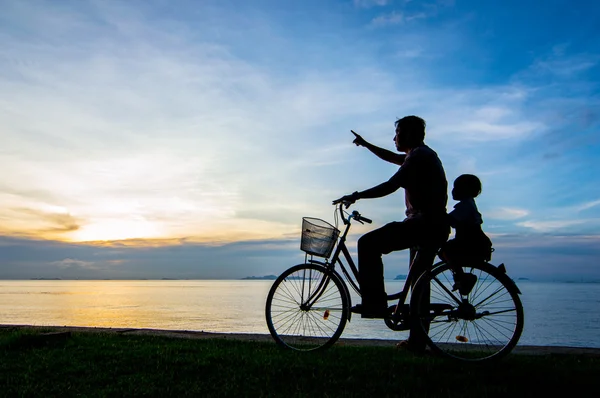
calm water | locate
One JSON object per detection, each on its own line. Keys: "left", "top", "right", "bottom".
{"left": 1, "top": 280, "right": 599, "bottom": 348}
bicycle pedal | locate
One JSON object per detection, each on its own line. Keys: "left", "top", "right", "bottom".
{"left": 351, "top": 304, "right": 389, "bottom": 318}
{"left": 390, "top": 304, "right": 409, "bottom": 315}
{"left": 384, "top": 317, "right": 410, "bottom": 332}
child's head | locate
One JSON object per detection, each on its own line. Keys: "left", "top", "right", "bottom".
{"left": 452, "top": 174, "right": 482, "bottom": 201}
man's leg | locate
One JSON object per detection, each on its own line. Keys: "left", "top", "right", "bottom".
{"left": 357, "top": 221, "right": 414, "bottom": 316}
{"left": 406, "top": 219, "right": 450, "bottom": 352}
{"left": 407, "top": 248, "right": 437, "bottom": 352}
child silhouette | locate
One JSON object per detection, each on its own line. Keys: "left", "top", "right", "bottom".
{"left": 441, "top": 174, "right": 493, "bottom": 294}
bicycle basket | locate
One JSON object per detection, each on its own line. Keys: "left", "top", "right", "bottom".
{"left": 300, "top": 217, "right": 340, "bottom": 258}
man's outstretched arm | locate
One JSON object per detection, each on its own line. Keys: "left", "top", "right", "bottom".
{"left": 333, "top": 166, "right": 406, "bottom": 205}
{"left": 332, "top": 180, "right": 397, "bottom": 206}
{"left": 354, "top": 180, "right": 398, "bottom": 200}
{"left": 352, "top": 130, "right": 406, "bottom": 166}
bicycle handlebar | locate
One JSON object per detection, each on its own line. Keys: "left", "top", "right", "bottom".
{"left": 336, "top": 202, "right": 372, "bottom": 225}
{"left": 355, "top": 213, "right": 372, "bottom": 224}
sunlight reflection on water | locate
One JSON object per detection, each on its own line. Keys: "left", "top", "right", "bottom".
{"left": 1, "top": 280, "right": 599, "bottom": 348}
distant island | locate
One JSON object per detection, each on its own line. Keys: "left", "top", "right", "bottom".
{"left": 394, "top": 274, "right": 407, "bottom": 280}
{"left": 242, "top": 275, "right": 277, "bottom": 280}
{"left": 518, "top": 277, "right": 530, "bottom": 281}
{"left": 30, "top": 278, "right": 62, "bottom": 280}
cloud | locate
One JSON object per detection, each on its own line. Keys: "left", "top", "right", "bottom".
{"left": 487, "top": 233, "right": 600, "bottom": 279}
{"left": 487, "top": 207, "right": 529, "bottom": 220}
{"left": 0, "top": 205, "right": 82, "bottom": 238}
{"left": 419, "top": 86, "right": 546, "bottom": 143}
{"left": 354, "top": 0, "right": 390, "bottom": 8}
{"left": 455, "top": 120, "right": 541, "bottom": 141}
{"left": 371, "top": 11, "right": 404, "bottom": 26}
{"left": 50, "top": 258, "right": 95, "bottom": 269}
{"left": 0, "top": 235, "right": 302, "bottom": 279}
{"left": 516, "top": 220, "right": 587, "bottom": 232}
{"left": 577, "top": 199, "right": 600, "bottom": 212}
{"left": 489, "top": 233, "right": 600, "bottom": 250}
{"left": 370, "top": 11, "right": 427, "bottom": 26}
{"left": 3, "top": 232, "right": 600, "bottom": 280}
{"left": 21, "top": 209, "right": 81, "bottom": 233}
{"left": 396, "top": 48, "right": 424, "bottom": 58}
{"left": 532, "top": 45, "right": 598, "bottom": 78}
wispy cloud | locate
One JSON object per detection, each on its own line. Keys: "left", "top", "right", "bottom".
{"left": 532, "top": 44, "right": 599, "bottom": 78}
{"left": 370, "top": 11, "right": 427, "bottom": 26}
{"left": 354, "top": 0, "right": 391, "bottom": 8}
{"left": 517, "top": 220, "right": 588, "bottom": 232}
{"left": 421, "top": 86, "right": 546, "bottom": 142}
{"left": 0, "top": 204, "right": 81, "bottom": 238}
{"left": 488, "top": 207, "right": 529, "bottom": 220}
{"left": 577, "top": 199, "right": 600, "bottom": 212}
{"left": 50, "top": 258, "right": 95, "bottom": 270}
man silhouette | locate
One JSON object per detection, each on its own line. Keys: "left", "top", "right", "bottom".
{"left": 333, "top": 115, "right": 449, "bottom": 352}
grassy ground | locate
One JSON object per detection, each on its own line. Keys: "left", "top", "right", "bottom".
{"left": 1, "top": 327, "right": 599, "bottom": 397}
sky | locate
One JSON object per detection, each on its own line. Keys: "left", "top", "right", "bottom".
{"left": 1, "top": 0, "right": 599, "bottom": 280}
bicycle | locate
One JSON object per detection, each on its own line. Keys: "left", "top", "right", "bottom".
{"left": 265, "top": 203, "right": 524, "bottom": 362}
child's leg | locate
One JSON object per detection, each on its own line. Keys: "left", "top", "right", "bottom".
{"left": 442, "top": 240, "right": 465, "bottom": 275}
{"left": 443, "top": 239, "right": 479, "bottom": 294}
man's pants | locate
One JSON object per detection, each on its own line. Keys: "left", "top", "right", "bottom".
{"left": 357, "top": 217, "right": 449, "bottom": 347}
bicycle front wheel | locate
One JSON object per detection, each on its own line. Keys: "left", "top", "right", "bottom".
{"left": 265, "top": 263, "right": 350, "bottom": 351}
{"left": 411, "top": 261, "right": 524, "bottom": 362}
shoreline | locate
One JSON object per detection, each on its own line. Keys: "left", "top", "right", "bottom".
{"left": 2, "top": 324, "right": 600, "bottom": 356}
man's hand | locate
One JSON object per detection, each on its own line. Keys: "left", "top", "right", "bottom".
{"left": 351, "top": 130, "right": 368, "bottom": 147}
{"left": 351, "top": 129, "right": 405, "bottom": 166}
{"left": 332, "top": 192, "right": 360, "bottom": 208}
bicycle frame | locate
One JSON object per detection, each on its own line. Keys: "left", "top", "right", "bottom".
{"left": 303, "top": 205, "right": 428, "bottom": 320}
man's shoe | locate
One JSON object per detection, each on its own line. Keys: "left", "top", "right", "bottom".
{"left": 395, "top": 339, "right": 428, "bottom": 355}
{"left": 350, "top": 304, "right": 389, "bottom": 319}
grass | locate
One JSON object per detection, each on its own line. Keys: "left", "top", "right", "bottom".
{"left": 1, "top": 327, "right": 599, "bottom": 397}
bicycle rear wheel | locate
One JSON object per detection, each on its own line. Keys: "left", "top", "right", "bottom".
{"left": 265, "top": 263, "right": 350, "bottom": 351}
{"left": 411, "top": 262, "right": 524, "bottom": 362}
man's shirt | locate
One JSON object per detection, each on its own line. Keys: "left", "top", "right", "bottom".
{"left": 389, "top": 144, "right": 448, "bottom": 218}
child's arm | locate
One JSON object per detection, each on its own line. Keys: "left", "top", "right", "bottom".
{"left": 448, "top": 201, "right": 470, "bottom": 227}
{"left": 447, "top": 211, "right": 458, "bottom": 228}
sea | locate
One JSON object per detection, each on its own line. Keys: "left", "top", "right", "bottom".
{"left": 1, "top": 279, "right": 599, "bottom": 348}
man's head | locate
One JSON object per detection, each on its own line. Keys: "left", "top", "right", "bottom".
{"left": 394, "top": 115, "right": 426, "bottom": 152}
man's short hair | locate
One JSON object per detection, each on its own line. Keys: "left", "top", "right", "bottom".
{"left": 395, "top": 116, "right": 426, "bottom": 147}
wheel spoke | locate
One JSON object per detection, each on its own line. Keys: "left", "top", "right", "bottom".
{"left": 266, "top": 264, "right": 349, "bottom": 351}
{"left": 412, "top": 262, "right": 524, "bottom": 361}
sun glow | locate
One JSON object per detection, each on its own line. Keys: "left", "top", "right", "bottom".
{"left": 68, "top": 219, "right": 164, "bottom": 242}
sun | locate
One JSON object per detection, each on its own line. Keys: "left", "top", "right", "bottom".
{"left": 68, "top": 219, "right": 163, "bottom": 242}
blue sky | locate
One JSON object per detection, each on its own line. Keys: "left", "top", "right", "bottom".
{"left": 0, "top": 0, "right": 599, "bottom": 280}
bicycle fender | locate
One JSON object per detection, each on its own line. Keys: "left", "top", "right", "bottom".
{"left": 494, "top": 263, "right": 522, "bottom": 294}
{"left": 434, "top": 260, "right": 522, "bottom": 295}
{"left": 326, "top": 268, "right": 352, "bottom": 321}
{"left": 327, "top": 268, "right": 352, "bottom": 322}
